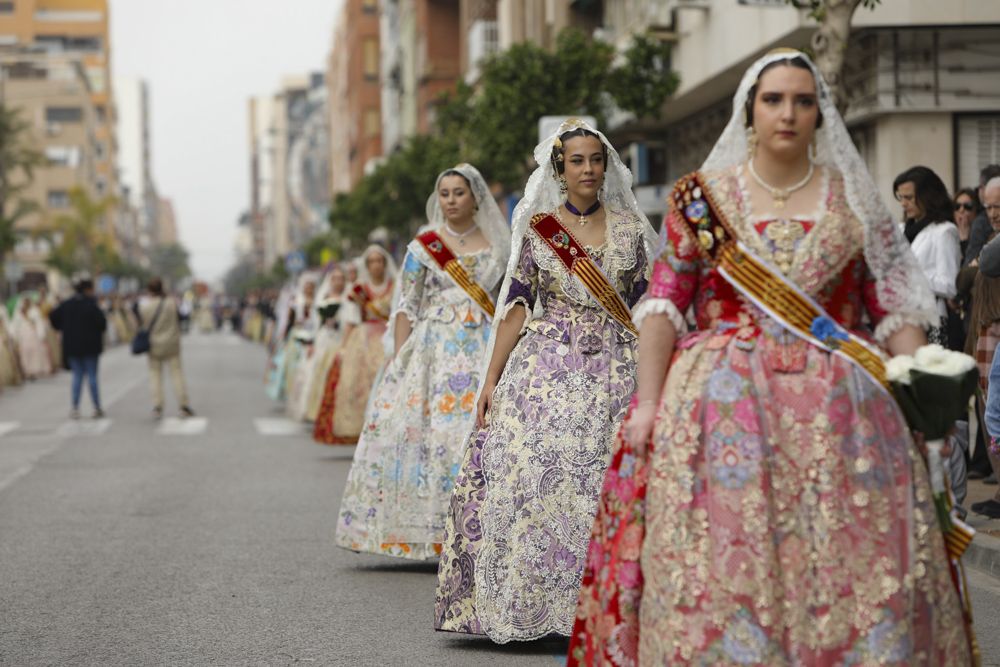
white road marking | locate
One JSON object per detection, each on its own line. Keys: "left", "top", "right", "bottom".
{"left": 157, "top": 417, "right": 208, "bottom": 435}
{"left": 254, "top": 418, "right": 311, "bottom": 436}
{"left": 0, "top": 421, "right": 20, "bottom": 438}
{"left": 56, "top": 419, "right": 112, "bottom": 438}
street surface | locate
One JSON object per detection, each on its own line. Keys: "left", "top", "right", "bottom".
{"left": 0, "top": 332, "right": 996, "bottom": 665}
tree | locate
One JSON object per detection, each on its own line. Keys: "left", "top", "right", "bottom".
{"left": 148, "top": 243, "right": 192, "bottom": 285}
{"left": 327, "top": 27, "right": 680, "bottom": 245}
{"left": 787, "top": 0, "right": 881, "bottom": 111}
{"left": 0, "top": 105, "right": 43, "bottom": 292}
{"left": 44, "top": 187, "right": 117, "bottom": 277}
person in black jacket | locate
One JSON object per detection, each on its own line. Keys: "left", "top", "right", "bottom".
{"left": 49, "top": 279, "right": 107, "bottom": 419}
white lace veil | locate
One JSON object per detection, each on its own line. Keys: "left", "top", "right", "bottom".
{"left": 357, "top": 244, "right": 398, "bottom": 287}
{"left": 424, "top": 163, "right": 511, "bottom": 290}
{"left": 704, "top": 49, "right": 937, "bottom": 331}
{"left": 475, "top": 118, "right": 658, "bottom": 398}
{"left": 384, "top": 163, "right": 511, "bottom": 352}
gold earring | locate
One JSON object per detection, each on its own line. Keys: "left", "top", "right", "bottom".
{"left": 559, "top": 176, "right": 568, "bottom": 194}
{"left": 746, "top": 127, "right": 758, "bottom": 159}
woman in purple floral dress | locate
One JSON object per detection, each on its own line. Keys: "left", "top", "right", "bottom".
{"left": 434, "top": 119, "right": 657, "bottom": 643}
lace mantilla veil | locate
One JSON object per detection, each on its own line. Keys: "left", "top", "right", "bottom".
{"left": 705, "top": 49, "right": 937, "bottom": 336}
{"left": 474, "top": 118, "right": 659, "bottom": 399}
{"left": 386, "top": 163, "right": 511, "bottom": 346}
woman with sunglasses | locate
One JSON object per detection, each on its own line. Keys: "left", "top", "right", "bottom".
{"left": 954, "top": 187, "right": 981, "bottom": 260}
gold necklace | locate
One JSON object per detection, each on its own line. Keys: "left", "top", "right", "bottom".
{"left": 748, "top": 158, "right": 814, "bottom": 210}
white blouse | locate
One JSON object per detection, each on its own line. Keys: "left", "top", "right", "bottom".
{"left": 909, "top": 221, "right": 961, "bottom": 317}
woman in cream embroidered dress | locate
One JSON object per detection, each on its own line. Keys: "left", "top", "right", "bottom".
{"left": 313, "top": 246, "right": 396, "bottom": 445}
{"left": 290, "top": 266, "right": 353, "bottom": 422}
{"left": 336, "top": 164, "right": 509, "bottom": 560}
{"left": 569, "top": 52, "right": 971, "bottom": 666}
{"left": 434, "top": 122, "right": 656, "bottom": 643}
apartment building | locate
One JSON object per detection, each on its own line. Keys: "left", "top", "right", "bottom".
{"left": 0, "top": 0, "right": 118, "bottom": 202}
{"left": 327, "top": 0, "right": 382, "bottom": 192}
{"left": 380, "top": 0, "right": 462, "bottom": 154}
{"left": 116, "top": 75, "right": 157, "bottom": 266}
{"left": 0, "top": 52, "right": 102, "bottom": 289}
{"left": 496, "top": 0, "right": 601, "bottom": 51}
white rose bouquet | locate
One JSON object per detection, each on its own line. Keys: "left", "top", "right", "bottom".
{"left": 886, "top": 344, "right": 978, "bottom": 536}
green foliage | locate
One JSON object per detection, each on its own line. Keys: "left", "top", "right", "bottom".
{"left": 607, "top": 33, "right": 680, "bottom": 121}
{"left": 148, "top": 243, "right": 192, "bottom": 285}
{"left": 327, "top": 27, "right": 679, "bottom": 245}
{"left": 0, "top": 105, "right": 44, "bottom": 289}
{"left": 44, "top": 187, "right": 118, "bottom": 277}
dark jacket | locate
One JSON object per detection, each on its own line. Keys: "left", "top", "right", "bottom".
{"left": 963, "top": 210, "right": 991, "bottom": 267}
{"left": 49, "top": 294, "right": 107, "bottom": 358}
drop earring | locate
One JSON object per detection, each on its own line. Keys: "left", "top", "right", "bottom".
{"left": 746, "top": 126, "right": 758, "bottom": 160}
{"left": 808, "top": 135, "right": 818, "bottom": 163}
{"left": 559, "top": 176, "right": 568, "bottom": 195}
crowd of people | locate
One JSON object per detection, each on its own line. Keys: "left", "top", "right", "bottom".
{"left": 254, "top": 50, "right": 989, "bottom": 665}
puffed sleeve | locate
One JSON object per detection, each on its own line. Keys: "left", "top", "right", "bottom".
{"left": 625, "top": 233, "right": 650, "bottom": 308}
{"left": 500, "top": 236, "right": 539, "bottom": 321}
{"left": 631, "top": 211, "right": 700, "bottom": 332}
{"left": 393, "top": 249, "right": 426, "bottom": 325}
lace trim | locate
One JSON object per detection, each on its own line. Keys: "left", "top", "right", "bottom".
{"left": 632, "top": 297, "right": 686, "bottom": 333}
{"left": 500, "top": 298, "right": 532, "bottom": 335}
{"left": 873, "top": 311, "right": 940, "bottom": 345}
{"left": 529, "top": 207, "right": 642, "bottom": 308}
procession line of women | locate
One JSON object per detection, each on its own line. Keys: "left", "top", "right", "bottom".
{"left": 262, "top": 49, "right": 975, "bottom": 665}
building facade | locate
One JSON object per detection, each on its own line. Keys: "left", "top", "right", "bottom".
{"left": 326, "top": 0, "right": 382, "bottom": 192}
{"left": 380, "top": 0, "right": 462, "bottom": 154}
{"left": 0, "top": 51, "right": 103, "bottom": 288}
{"left": 115, "top": 75, "right": 157, "bottom": 266}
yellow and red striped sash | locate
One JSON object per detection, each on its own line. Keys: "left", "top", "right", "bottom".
{"left": 416, "top": 231, "right": 495, "bottom": 319}
{"left": 530, "top": 213, "right": 637, "bottom": 336}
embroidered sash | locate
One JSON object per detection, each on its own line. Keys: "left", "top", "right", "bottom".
{"left": 671, "top": 172, "right": 890, "bottom": 391}
{"left": 416, "top": 231, "right": 496, "bottom": 319}
{"left": 530, "top": 213, "right": 638, "bottom": 336}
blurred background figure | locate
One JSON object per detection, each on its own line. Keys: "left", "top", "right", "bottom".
{"left": 963, "top": 164, "right": 1000, "bottom": 267}
{"left": 49, "top": 279, "right": 107, "bottom": 419}
{"left": 138, "top": 278, "right": 194, "bottom": 419}
{"left": 894, "top": 165, "right": 961, "bottom": 347}
{"left": 11, "top": 296, "right": 53, "bottom": 381}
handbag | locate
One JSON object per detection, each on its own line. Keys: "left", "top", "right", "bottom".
{"left": 131, "top": 297, "right": 165, "bottom": 355}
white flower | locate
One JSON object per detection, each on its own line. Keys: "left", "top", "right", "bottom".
{"left": 913, "top": 344, "right": 976, "bottom": 377}
{"left": 885, "top": 354, "right": 915, "bottom": 385}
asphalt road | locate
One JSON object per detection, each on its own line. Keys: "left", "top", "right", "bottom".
{"left": 0, "top": 332, "right": 996, "bottom": 666}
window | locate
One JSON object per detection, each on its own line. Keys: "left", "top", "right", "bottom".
{"left": 956, "top": 114, "right": 1000, "bottom": 190}
{"left": 0, "top": 2, "right": 14, "bottom": 15}
{"left": 362, "top": 0, "right": 376, "bottom": 12}
{"left": 364, "top": 109, "right": 380, "bottom": 138}
{"left": 95, "top": 105, "right": 107, "bottom": 123}
{"left": 95, "top": 176, "right": 107, "bottom": 196}
{"left": 45, "top": 106, "right": 83, "bottom": 123}
{"left": 47, "top": 190, "right": 70, "bottom": 208}
{"left": 45, "top": 146, "right": 81, "bottom": 167}
{"left": 35, "top": 35, "right": 102, "bottom": 53}
{"left": 363, "top": 37, "right": 379, "bottom": 80}
{"left": 94, "top": 141, "right": 106, "bottom": 160}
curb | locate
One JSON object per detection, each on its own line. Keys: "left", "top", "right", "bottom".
{"left": 965, "top": 532, "right": 1000, "bottom": 581}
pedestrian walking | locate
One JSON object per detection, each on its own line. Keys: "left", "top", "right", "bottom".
{"left": 48, "top": 279, "right": 106, "bottom": 419}
{"left": 137, "top": 277, "right": 194, "bottom": 419}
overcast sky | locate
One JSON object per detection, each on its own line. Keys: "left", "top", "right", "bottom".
{"left": 111, "top": 0, "right": 344, "bottom": 282}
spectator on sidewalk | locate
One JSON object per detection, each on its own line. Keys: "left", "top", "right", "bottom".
{"left": 963, "top": 163, "right": 1000, "bottom": 267}
{"left": 49, "top": 279, "right": 106, "bottom": 419}
{"left": 137, "top": 278, "right": 194, "bottom": 419}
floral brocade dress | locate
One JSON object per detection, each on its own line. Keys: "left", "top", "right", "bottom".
{"left": 313, "top": 282, "right": 393, "bottom": 445}
{"left": 569, "top": 168, "right": 971, "bottom": 666}
{"left": 335, "top": 245, "right": 503, "bottom": 560}
{"left": 435, "top": 209, "right": 649, "bottom": 643}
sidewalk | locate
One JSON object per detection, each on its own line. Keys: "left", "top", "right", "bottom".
{"left": 965, "top": 479, "right": 1000, "bottom": 580}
